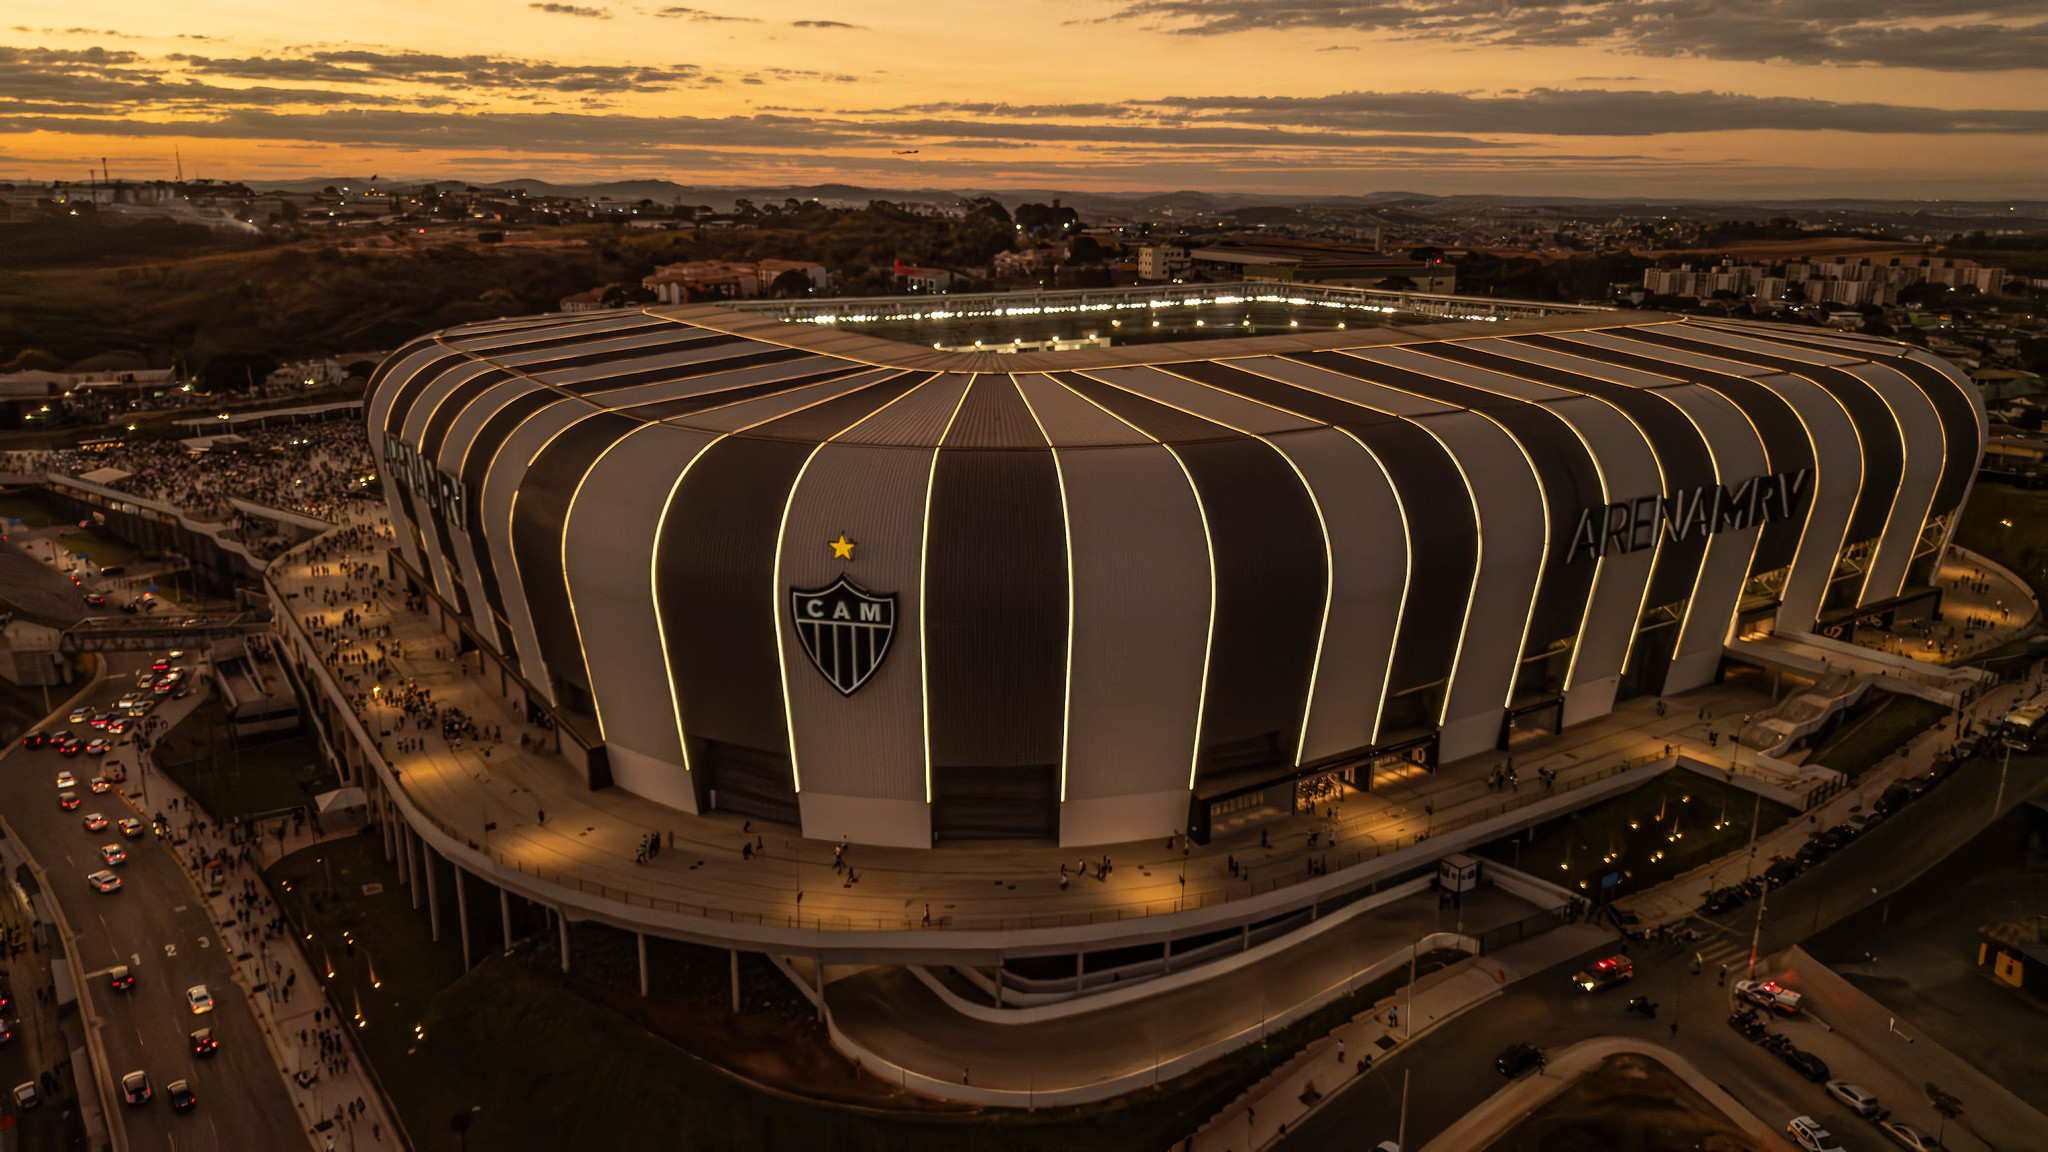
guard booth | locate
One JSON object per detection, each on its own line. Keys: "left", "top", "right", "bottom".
{"left": 1438, "top": 852, "right": 1481, "bottom": 894}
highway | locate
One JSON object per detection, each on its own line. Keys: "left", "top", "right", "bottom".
{"left": 0, "top": 655, "right": 304, "bottom": 1150}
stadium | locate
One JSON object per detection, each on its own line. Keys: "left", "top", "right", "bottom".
{"left": 366, "top": 287, "right": 1985, "bottom": 851}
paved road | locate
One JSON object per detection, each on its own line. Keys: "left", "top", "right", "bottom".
{"left": 0, "top": 657, "right": 303, "bottom": 1151}
{"left": 1284, "top": 746, "right": 2048, "bottom": 1151}
{"left": 0, "top": 537, "right": 91, "bottom": 629}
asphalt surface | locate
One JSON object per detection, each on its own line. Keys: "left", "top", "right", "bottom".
{"left": 1284, "top": 745, "right": 2048, "bottom": 1152}
{"left": 0, "top": 656, "right": 303, "bottom": 1151}
{"left": 0, "top": 539, "right": 90, "bottom": 629}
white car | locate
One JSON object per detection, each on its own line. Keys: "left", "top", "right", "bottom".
{"left": 11, "top": 1080, "right": 38, "bottom": 1109}
{"left": 55, "top": 770, "right": 76, "bottom": 790}
{"left": 1734, "top": 977, "right": 1805, "bottom": 1015}
{"left": 185, "top": 984, "right": 214, "bottom": 1014}
{"left": 99, "top": 843, "right": 127, "bottom": 866}
{"left": 1877, "top": 1119, "right": 1945, "bottom": 1152}
{"left": 1788, "top": 1116, "right": 1845, "bottom": 1152}
{"left": 86, "top": 870, "right": 122, "bottom": 893}
{"left": 1826, "top": 1080, "right": 1880, "bottom": 1118}
{"left": 66, "top": 706, "right": 91, "bottom": 724}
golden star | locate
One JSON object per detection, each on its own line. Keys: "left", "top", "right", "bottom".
{"left": 828, "top": 533, "right": 856, "bottom": 560}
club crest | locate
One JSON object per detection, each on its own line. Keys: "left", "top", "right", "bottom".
{"left": 789, "top": 575, "right": 896, "bottom": 695}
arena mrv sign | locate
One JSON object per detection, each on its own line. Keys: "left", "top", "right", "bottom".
{"left": 1566, "top": 468, "right": 1809, "bottom": 563}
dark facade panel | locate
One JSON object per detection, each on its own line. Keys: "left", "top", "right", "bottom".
{"left": 1447, "top": 339, "right": 1717, "bottom": 608}
{"left": 925, "top": 416, "right": 1068, "bottom": 771}
{"left": 1323, "top": 350, "right": 1601, "bottom": 655}
{"left": 1601, "top": 327, "right": 1903, "bottom": 547}
{"left": 510, "top": 411, "right": 643, "bottom": 727}
{"left": 1499, "top": 334, "right": 1814, "bottom": 577}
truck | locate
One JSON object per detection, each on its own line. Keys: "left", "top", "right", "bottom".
{"left": 1999, "top": 703, "right": 2048, "bottom": 751}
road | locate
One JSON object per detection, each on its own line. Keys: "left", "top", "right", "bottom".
{"left": 1284, "top": 745, "right": 2048, "bottom": 1151}
{"left": 0, "top": 656, "right": 304, "bottom": 1150}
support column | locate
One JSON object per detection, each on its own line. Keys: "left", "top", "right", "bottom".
{"left": 1241, "top": 923, "right": 1250, "bottom": 951}
{"left": 729, "top": 949, "right": 740, "bottom": 1014}
{"left": 557, "top": 909, "right": 570, "bottom": 974}
{"left": 405, "top": 826, "right": 420, "bottom": 904}
{"left": 995, "top": 967, "right": 1003, "bottom": 1008}
{"left": 637, "top": 933, "right": 649, "bottom": 998}
{"left": 424, "top": 841, "right": 440, "bottom": 940}
{"left": 500, "top": 887, "right": 513, "bottom": 954}
{"left": 454, "top": 866, "right": 472, "bottom": 970}
{"left": 1163, "top": 937, "right": 1173, "bottom": 974}
{"left": 380, "top": 796, "right": 395, "bottom": 862}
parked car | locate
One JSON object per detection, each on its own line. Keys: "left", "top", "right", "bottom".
{"left": 12, "top": 1081, "right": 39, "bottom": 1110}
{"left": 1825, "top": 1080, "right": 1881, "bottom": 1118}
{"left": 1728, "top": 1010, "right": 1769, "bottom": 1041}
{"left": 1876, "top": 1119, "right": 1946, "bottom": 1152}
{"left": 1776, "top": 1045, "right": 1830, "bottom": 1083}
{"left": 1787, "top": 1116, "right": 1846, "bottom": 1152}
{"left": 1702, "top": 886, "right": 1747, "bottom": 914}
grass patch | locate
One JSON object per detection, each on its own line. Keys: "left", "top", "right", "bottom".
{"left": 1482, "top": 1051, "right": 1756, "bottom": 1152}
{"left": 1810, "top": 694, "right": 1951, "bottom": 781}
{"left": 54, "top": 527, "right": 139, "bottom": 568}
{"left": 267, "top": 832, "right": 1469, "bottom": 1152}
{"left": 0, "top": 487, "right": 67, "bottom": 528}
{"left": 154, "top": 697, "right": 337, "bottom": 818}
{"left": 1474, "top": 771, "right": 1795, "bottom": 902}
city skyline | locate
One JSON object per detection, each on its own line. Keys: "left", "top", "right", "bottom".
{"left": 3, "top": 0, "right": 2046, "bottom": 197}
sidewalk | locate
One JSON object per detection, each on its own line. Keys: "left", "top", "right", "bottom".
{"left": 1188, "top": 923, "right": 1614, "bottom": 1152}
{"left": 105, "top": 674, "right": 404, "bottom": 1152}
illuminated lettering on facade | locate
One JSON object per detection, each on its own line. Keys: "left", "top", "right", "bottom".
{"left": 1566, "top": 468, "right": 1809, "bottom": 563}
{"left": 382, "top": 438, "right": 469, "bottom": 531}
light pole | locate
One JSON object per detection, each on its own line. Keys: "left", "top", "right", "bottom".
{"left": 1746, "top": 877, "right": 1768, "bottom": 979}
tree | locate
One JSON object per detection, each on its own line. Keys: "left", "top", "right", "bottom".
{"left": 1375, "top": 276, "right": 1417, "bottom": 291}
{"left": 769, "top": 268, "right": 815, "bottom": 297}
{"left": 1066, "top": 235, "right": 1105, "bottom": 264}
{"left": 1925, "top": 1083, "right": 1963, "bottom": 1145}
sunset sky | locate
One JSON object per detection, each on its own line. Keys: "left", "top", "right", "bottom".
{"left": 3, "top": 0, "right": 2044, "bottom": 197}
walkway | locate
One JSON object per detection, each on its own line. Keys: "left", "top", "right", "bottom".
{"left": 275, "top": 506, "right": 1843, "bottom": 939}
{"left": 824, "top": 884, "right": 1544, "bottom": 1101}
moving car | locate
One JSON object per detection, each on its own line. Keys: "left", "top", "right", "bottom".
{"left": 12, "top": 1081, "right": 39, "bottom": 1110}
{"left": 1572, "top": 955, "right": 1634, "bottom": 992}
{"left": 86, "top": 870, "right": 121, "bottom": 893}
{"left": 58, "top": 791, "right": 81, "bottom": 810}
{"left": 84, "top": 738, "right": 109, "bottom": 756}
{"left": 99, "top": 844, "right": 127, "bottom": 866}
{"left": 185, "top": 984, "right": 214, "bottom": 1014}
{"left": 84, "top": 593, "right": 106, "bottom": 608}
{"left": 1495, "top": 1042, "right": 1545, "bottom": 1077}
{"left": 90, "top": 776, "right": 114, "bottom": 793}
{"left": 57, "top": 736, "right": 82, "bottom": 757}
{"left": 120, "top": 1070, "right": 151, "bottom": 1106}
{"left": 1734, "top": 978, "right": 1806, "bottom": 1015}
{"left": 55, "top": 770, "right": 76, "bottom": 790}
{"left": 67, "top": 706, "right": 92, "bottom": 723}
{"left": 117, "top": 818, "right": 144, "bottom": 838}
{"left": 166, "top": 1078, "right": 196, "bottom": 1112}
{"left": 20, "top": 731, "right": 47, "bottom": 749}
{"left": 108, "top": 965, "right": 134, "bottom": 991}
{"left": 82, "top": 812, "right": 109, "bottom": 832}
{"left": 1787, "top": 1116, "right": 1845, "bottom": 1152}
{"left": 0, "top": 1018, "right": 13, "bottom": 1044}
{"left": 1876, "top": 1119, "right": 1946, "bottom": 1151}
{"left": 1826, "top": 1080, "right": 1881, "bottom": 1118}
{"left": 190, "top": 1027, "right": 217, "bottom": 1056}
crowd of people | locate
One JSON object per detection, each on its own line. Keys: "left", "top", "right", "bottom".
{"left": 7, "top": 418, "right": 375, "bottom": 559}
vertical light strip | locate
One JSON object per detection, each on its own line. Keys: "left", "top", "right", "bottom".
{"left": 1012, "top": 377, "right": 1077, "bottom": 804}
{"left": 772, "top": 442, "right": 829, "bottom": 794}
{"left": 1160, "top": 442, "right": 1218, "bottom": 791}
{"left": 917, "top": 377, "right": 976, "bottom": 806}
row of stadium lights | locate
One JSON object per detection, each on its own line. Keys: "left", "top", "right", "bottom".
{"left": 788, "top": 293, "right": 1512, "bottom": 329}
